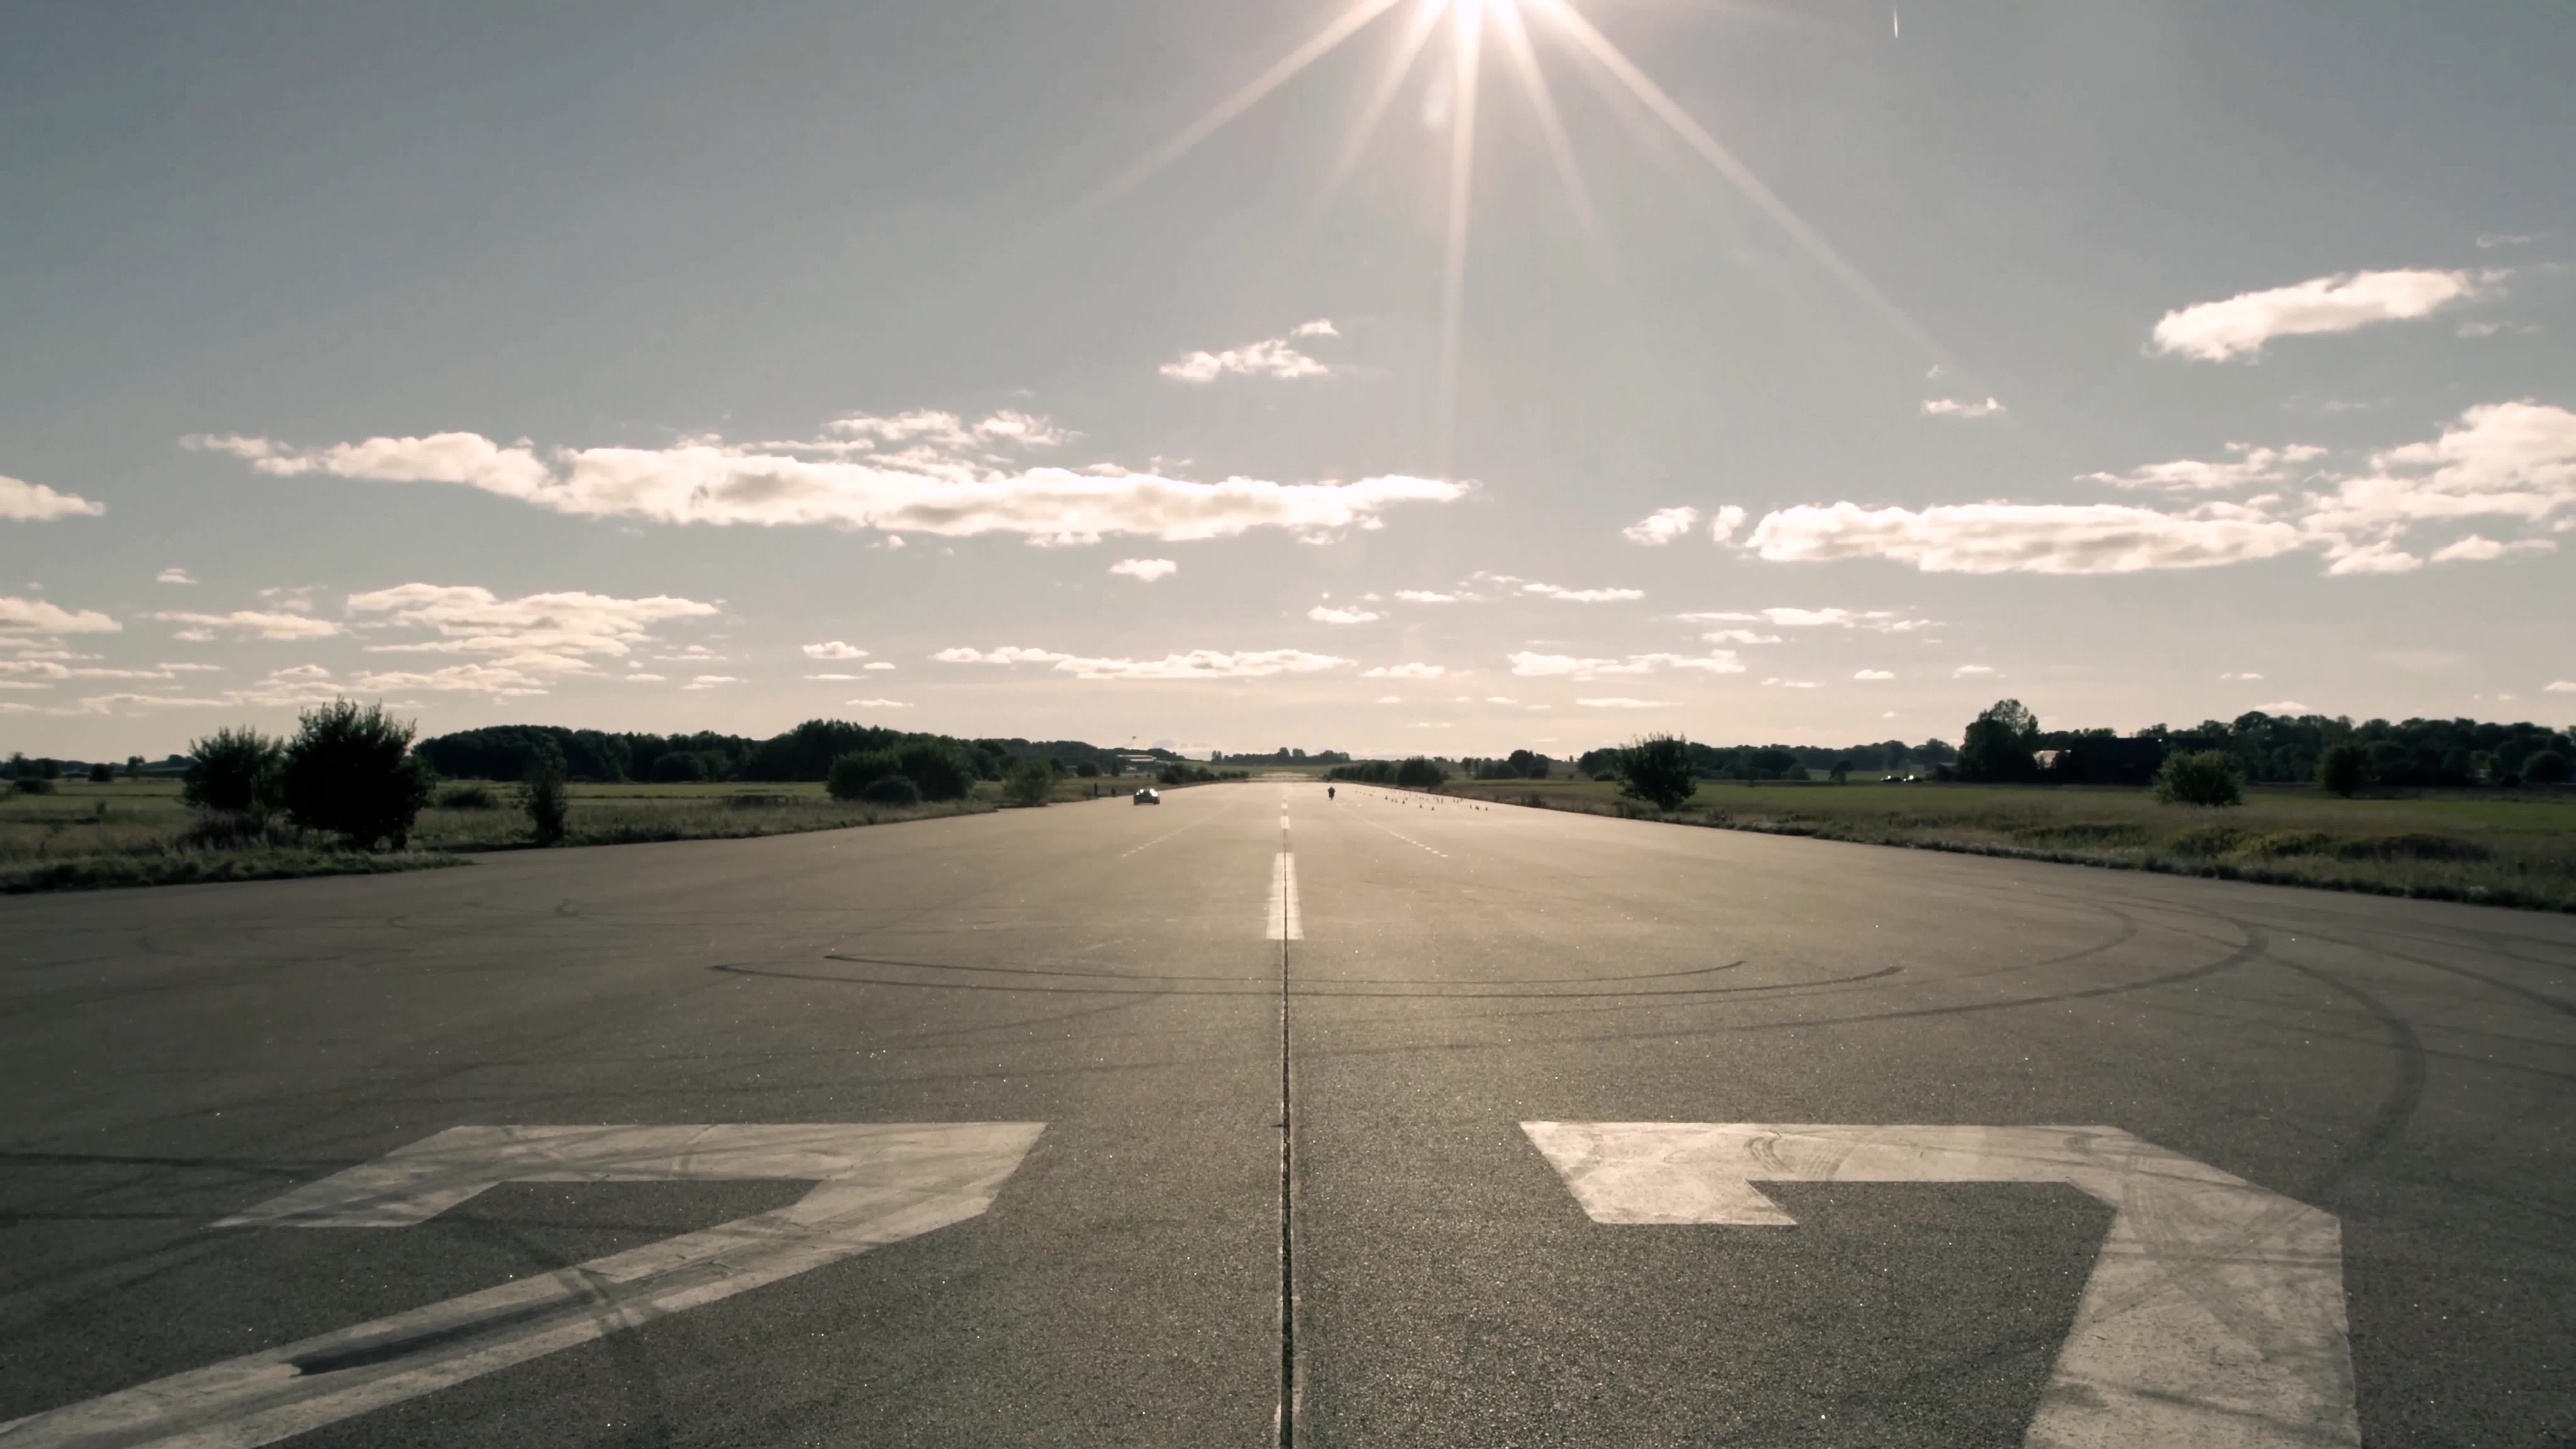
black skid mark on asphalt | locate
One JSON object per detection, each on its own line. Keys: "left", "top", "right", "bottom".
{"left": 714, "top": 957, "right": 1898, "bottom": 1001}
{"left": 2262, "top": 951, "right": 2430, "bottom": 1202}
{"left": 2276, "top": 925, "right": 2576, "bottom": 1019}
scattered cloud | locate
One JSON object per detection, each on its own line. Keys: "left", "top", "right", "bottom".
{"left": 1708, "top": 505, "right": 1748, "bottom": 544}
{"left": 1363, "top": 663, "right": 1446, "bottom": 679}
{"left": 1738, "top": 501, "right": 2304, "bottom": 574}
{"left": 1509, "top": 650, "right": 1743, "bottom": 679}
{"left": 1699, "top": 629, "right": 1782, "bottom": 645}
{"left": 844, "top": 698, "right": 912, "bottom": 709}
{"left": 0, "top": 597, "right": 119, "bottom": 634}
{"left": 2544, "top": 681, "right": 2575, "bottom": 694}
{"left": 1622, "top": 506, "right": 1699, "bottom": 545}
{"left": 1521, "top": 582, "right": 1644, "bottom": 603}
{"left": 2305, "top": 401, "right": 2576, "bottom": 560}
{"left": 1953, "top": 664, "right": 1998, "bottom": 678}
{"left": 1308, "top": 605, "right": 1381, "bottom": 624}
{"left": 1576, "top": 697, "right": 1671, "bottom": 709}
{"left": 2476, "top": 234, "right": 2535, "bottom": 250}
{"left": 2255, "top": 701, "right": 2313, "bottom": 714}
{"left": 2221, "top": 672, "right": 2265, "bottom": 681}
{"left": 189, "top": 414, "right": 1464, "bottom": 546}
{"left": 2086, "top": 443, "right": 2326, "bottom": 492}
{"left": 350, "top": 585, "right": 716, "bottom": 663}
{"left": 2431, "top": 534, "right": 2555, "bottom": 563}
{"left": 1853, "top": 669, "right": 1894, "bottom": 680}
{"left": 345, "top": 662, "right": 551, "bottom": 697}
{"left": 1922, "top": 396, "right": 2005, "bottom": 419}
{"left": 805, "top": 673, "right": 861, "bottom": 681}
{"left": 865, "top": 661, "right": 896, "bottom": 670}
{"left": 1485, "top": 696, "right": 1517, "bottom": 705}
{"left": 2151, "top": 268, "right": 2483, "bottom": 362}
{"left": 1394, "top": 590, "right": 1459, "bottom": 603}
{"left": 0, "top": 474, "right": 105, "bottom": 522}
{"left": 681, "top": 675, "right": 743, "bottom": 690}
{"left": 1159, "top": 322, "right": 1338, "bottom": 383}
{"left": 1762, "top": 678, "right": 1821, "bottom": 689}
{"left": 156, "top": 609, "right": 341, "bottom": 641}
{"left": 156, "top": 567, "right": 196, "bottom": 585}
{"left": 1110, "top": 558, "right": 1178, "bottom": 582}
{"left": 1679, "top": 607, "right": 1933, "bottom": 632}
{"left": 933, "top": 646, "right": 1351, "bottom": 681}
{"left": 803, "top": 641, "right": 869, "bottom": 659}
{"left": 1375, "top": 694, "right": 1402, "bottom": 704}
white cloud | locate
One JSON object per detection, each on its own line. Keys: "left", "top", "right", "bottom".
{"left": 681, "top": 675, "right": 744, "bottom": 690}
{"left": 1708, "top": 505, "right": 1748, "bottom": 544}
{"left": 2221, "top": 672, "right": 2265, "bottom": 681}
{"left": 1110, "top": 558, "right": 1178, "bottom": 582}
{"left": 348, "top": 662, "right": 552, "bottom": 697}
{"left": 1680, "top": 607, "right": 1933, "bottom": 633}
{"left": 1394, "top": 590, "right": 1459, "bottom": 603}
{"left": 2307, "top": 401, "right": 2576, "bottom": 543}
{"left": 2477, "top": 234, "right": 2535, "bottom": 250}
{"left": 0, "top": 597, "right": 119, "bottom": 635}
{"left": 189, "top": 416, "right": 1464, "bottom": 546}
{"left": 625, "top": 673, "right": 667, "bottom": 683}
{"left": 1485, "top": 696, "right": 1516, "bottom": 704}
{"left": 1375, "top": 694, "right": 1402, "bottom": 704}
{"left": 2151, "top": 268, "right": 2482, "bottom": 362}
{"left": 155, "top": 609, "right": 341, "bottom": 641}
{"left": 1576, "top": 697, "right": 1672, "bottom": 709}
{"left": 2544, "top": 681, "right": 2576, "bottom": 694}
{"left": 1521, "top": 582, "right": 1645, "bottom": 603}
{"left": 0, "top": 474, "right": 105, "bottom": 522}
{"left": 350, "top": 584, "right": 716, "bottom": 664}
{"left": 1700, "top": 629, "right": 1782, "bottom": 645}
{"left": 1622, "top": 506, "right": 1699, "bottom": 545}
{"left": 2324, "top": 541, "right": 2423, "bottom": 576}
{"left": 933, "top": 645, "right": 1351, "bottom": 681}
{"left": 805, "top": 673, "right": 861, "bottom": 681}
{"left": 2254, "top": 701, "right": 2314, "bottom": 714}
{"left": 1762, "top": 678, "right": 1821, "bottom": 689}
{"left": 2086, "top": 443, "right": 2327, "bottom": 492}
{"left": 844, "top": 698, "right": 912, "bottom": 709}
{"left": 1922, "top": 396, "right": 2005, "bottom": 419}
{"left": 1363, "top": 663, "right": 1446, "bottom": 679}
{"left": 803, "top": 641, "right": 869, "bottom": 659}
{"left": 864, "top": 661, "right": 896, "bottom": 670}
{"left": 1953, "top": 664, "right": 1997, "bottom": 678}
{"left": 1509, "top": 650, "right": 1743, "bottom": 679}
{"left": 1741, "top": 501, "right": 2304, "bottom": 574}
{"left": 156, "top": 567, "right": 196, "bottom": 585}
{"left": 1853, "top": 669, "right": 1894, "bottom": 680}
{"left": 1308, "top": 605, "right": 1381, "bottom": 624}
{"left": 2431, "top": 534, "right": 2555, "bottom": 563}
{"left": 1160, "top": 323, "right": 1338, "bottom": 384}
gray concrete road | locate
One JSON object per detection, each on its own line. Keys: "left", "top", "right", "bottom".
{"left": 1, "top": 782, "right": 2569, "bottom": 1446}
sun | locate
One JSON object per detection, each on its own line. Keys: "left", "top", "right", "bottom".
{"left": 1079, "top": 0, "right": 1940, "bottom": 465}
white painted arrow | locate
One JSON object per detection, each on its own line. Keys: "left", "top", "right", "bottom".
{"left": 1522, "top": 1122, "right": 2356, "bottom": 1449}
{"left": 1, "top": 1123, "right": 1044, "bottom": 1449}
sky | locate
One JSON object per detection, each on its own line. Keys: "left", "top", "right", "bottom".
{"left": 3, "top": 0, "right": 2571, "bottom": 761}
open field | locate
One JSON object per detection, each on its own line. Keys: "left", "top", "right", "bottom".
{"left": 1441, "top": 776, "right": 2576, "bottom": 912}
{"left": 0, "top": 774, "right": 1147, "bottom": 893}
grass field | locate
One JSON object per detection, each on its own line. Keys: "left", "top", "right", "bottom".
{"left": 1442, "top": 776, "right": 2576, "bottom": 913}
{"left": 0, "top": 774, "right": 1141, "bottom": 894}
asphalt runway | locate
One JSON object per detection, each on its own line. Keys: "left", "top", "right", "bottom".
{"left": 1, "top": 781, "right": 2570, "bottom": 1446}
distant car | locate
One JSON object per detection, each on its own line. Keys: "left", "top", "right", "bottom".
{"left": 1133, "top": 788, "right": 1160, "bottom": 804}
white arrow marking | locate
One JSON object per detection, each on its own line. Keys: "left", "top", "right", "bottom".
{"left": 1522, "top": 1122, "right": 2356, "bottom": 1448}
{"left": 1, "top": 1123, "right": 1044, "bottom": 1449}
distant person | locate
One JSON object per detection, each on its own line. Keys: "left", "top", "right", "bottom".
{"left": 1327, "top": 786, "right": 1336, "bottom": 800}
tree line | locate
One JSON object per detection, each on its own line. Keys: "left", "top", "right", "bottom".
{"left": 411, "top": 721, "right": 1164, "bottom": 785}
{"left": 1955, "top": 701, "right": 2573, "bottom": 790}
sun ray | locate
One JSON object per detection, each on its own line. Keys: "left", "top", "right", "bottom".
{"left": 1435, "top": 0, "right": 1489, "bottom": 470}
{"left": 1524, "top": 0, "right": 1945, "bottom": 361}
{"left": 1488, "top": 0, "right": 1598, "bottom": 237}
{"left": 1073, "top": 0, "right": 1408, "bottom": 219}
{"left": 1316, "top": 0, "right": 1453, "bottom": 211}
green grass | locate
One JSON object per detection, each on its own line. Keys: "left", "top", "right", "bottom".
{"left": 1443, "top": 776, "right": 2576, "bottom": 913}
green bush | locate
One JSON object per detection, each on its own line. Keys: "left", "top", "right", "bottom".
{"left": 182, "top": 727, "right": 284, "bottom": 815}
{"left": 2316, "top": 743, "right": 2368, "bottom": 798}
{"left": 436, "top": 783, "right": 500, "bottom": 810}
{"left": 1617, "top": 734, "right": 1697, "bottom": 811}
{"left": 650, "top": 751, "right": 710, "bottom": 783}
{"left": 1394, "top": 756, "right": 1447, "bottom": 789}
{"left": 279, "top": 701, "right": 434, "bottom": 850}
{"left": 1002, "top": 757, "right": 1057, "bottom": 807}
{"left": 827, "top": 750, "right": 898, "bottom": 801}
{"left": 88, "top": 761, "right": 115, "bottom": 783}
{"left": 11, "top": 777, "right": 56, "bottom": 797}
{"left": 520, "top": 753, "right": 568, "bottom": 846}
{"left": 892, "top": 740, "right": 976, "bottom": 801}
{"left": 861, "top": 774, "right": 921, "bottom": 806}
{"left": 2153, "top": 750, "right": 2243, "bottom": 807}
{"left": 2525, "top": 750, "right": 2571, "bottom": 786}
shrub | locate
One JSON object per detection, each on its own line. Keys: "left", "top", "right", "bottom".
{"left": 12, "top": 777, "right": 56, "bottom": 796}
{"left": 182, "top": 727, "right": 284, "bottom": 815}
{"left": 2316, "top": 743, "right": 2368, "bottom": 798}
{"left": 1617, "top": 734, "right": 1697, "bottom": 811}
{"left": 520, "top": 753, "right": 568, "bottom": 846}
{"left": 1075, "top": 761, "right": 1100, "bottom": 778}
{"left": 1394, "top": 756, "right": 1447, "bottom": 790}
{"left": 437, "top": 783, "right": 500, "bottom": 809}
{"left": 2524, "top": 750, "right": 2571, "bottom": 786}
{"left": 892, "top": 740, "right": 976, "bottom": 801}
{"left": 1002, "top": 757, "right": 1057, "bottom": 807}
{"left": 279, "top": 701, "right": 434, "bottom": 850}
{"left": 862, "top": 774, "right": 921, "bottom": 806}
{"left": 650, "top": 751, "right": 710, "bottom": 783}
{"left": 827, "top": 750, "right": 898, "bottom": 801}
{"left": 88, "top": 761, "right": 115, "bottom": 783}
{"left": 2153, "top": 750, "right": 2243, "bottom": 807}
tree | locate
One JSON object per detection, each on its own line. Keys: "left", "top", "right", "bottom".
{"left": 1075, "top": 760, "right": 1100, "bottom": 778}
{"left": 182, "top": 727, "right": 285, "bottom": 815}
{"left": 279, "top": 700, "right": 434, "bottom": 850}
{"left": 1618, "top": 734, "right": 1697, "bottom": 811}
{"left": 862, "top": 774, "right": 922, "bottom": 806}
{"left": 2153, "top": 750, "right": 2243, "bottom": 807}
{"left": 88, "top": 761, "right": 116, "bottom": 783}
{"left": 2524, "top": 750, "right": 2572, "bottom": 786}
{"left": 519, "top": 749, "right": 569, "bottom": 846}
{"left": 1957, "top": 700, "right": 2040, "bottom": 783}
{"left": 1830, "top": 759, "right": 1853, "bottom": 784}
{"left": 1002, "top": 756, "right": 1057, "bottom": 807}
{"left": 1394, "top": 756, "right": 1447, "bottom": 789}
{"left": 124, "top": 755, "right": 146, "bottom": 778}
{"left": 826, "top": 750, "right": 897, "bottom": 801}
{"left": 891, "top": 740, "right": 976, "bottom": 801}
{"left": 2316, "top": 743, "right": 2368, "bottom": 798}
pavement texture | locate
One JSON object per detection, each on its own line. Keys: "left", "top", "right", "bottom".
{"left": 0, "top": 780, "right": 2569, "bottom": 1446}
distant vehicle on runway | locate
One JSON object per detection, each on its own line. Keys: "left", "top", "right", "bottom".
{"left": 1133, "top": 788, "right": 1160, "bottom": 804}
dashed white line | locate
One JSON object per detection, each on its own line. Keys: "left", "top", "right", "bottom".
{"left": 1356, "top": 814, "right": 1446, "bottom": 859}
{"left": 1266, "top": 851, "right": 1303, "bottom": 940}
